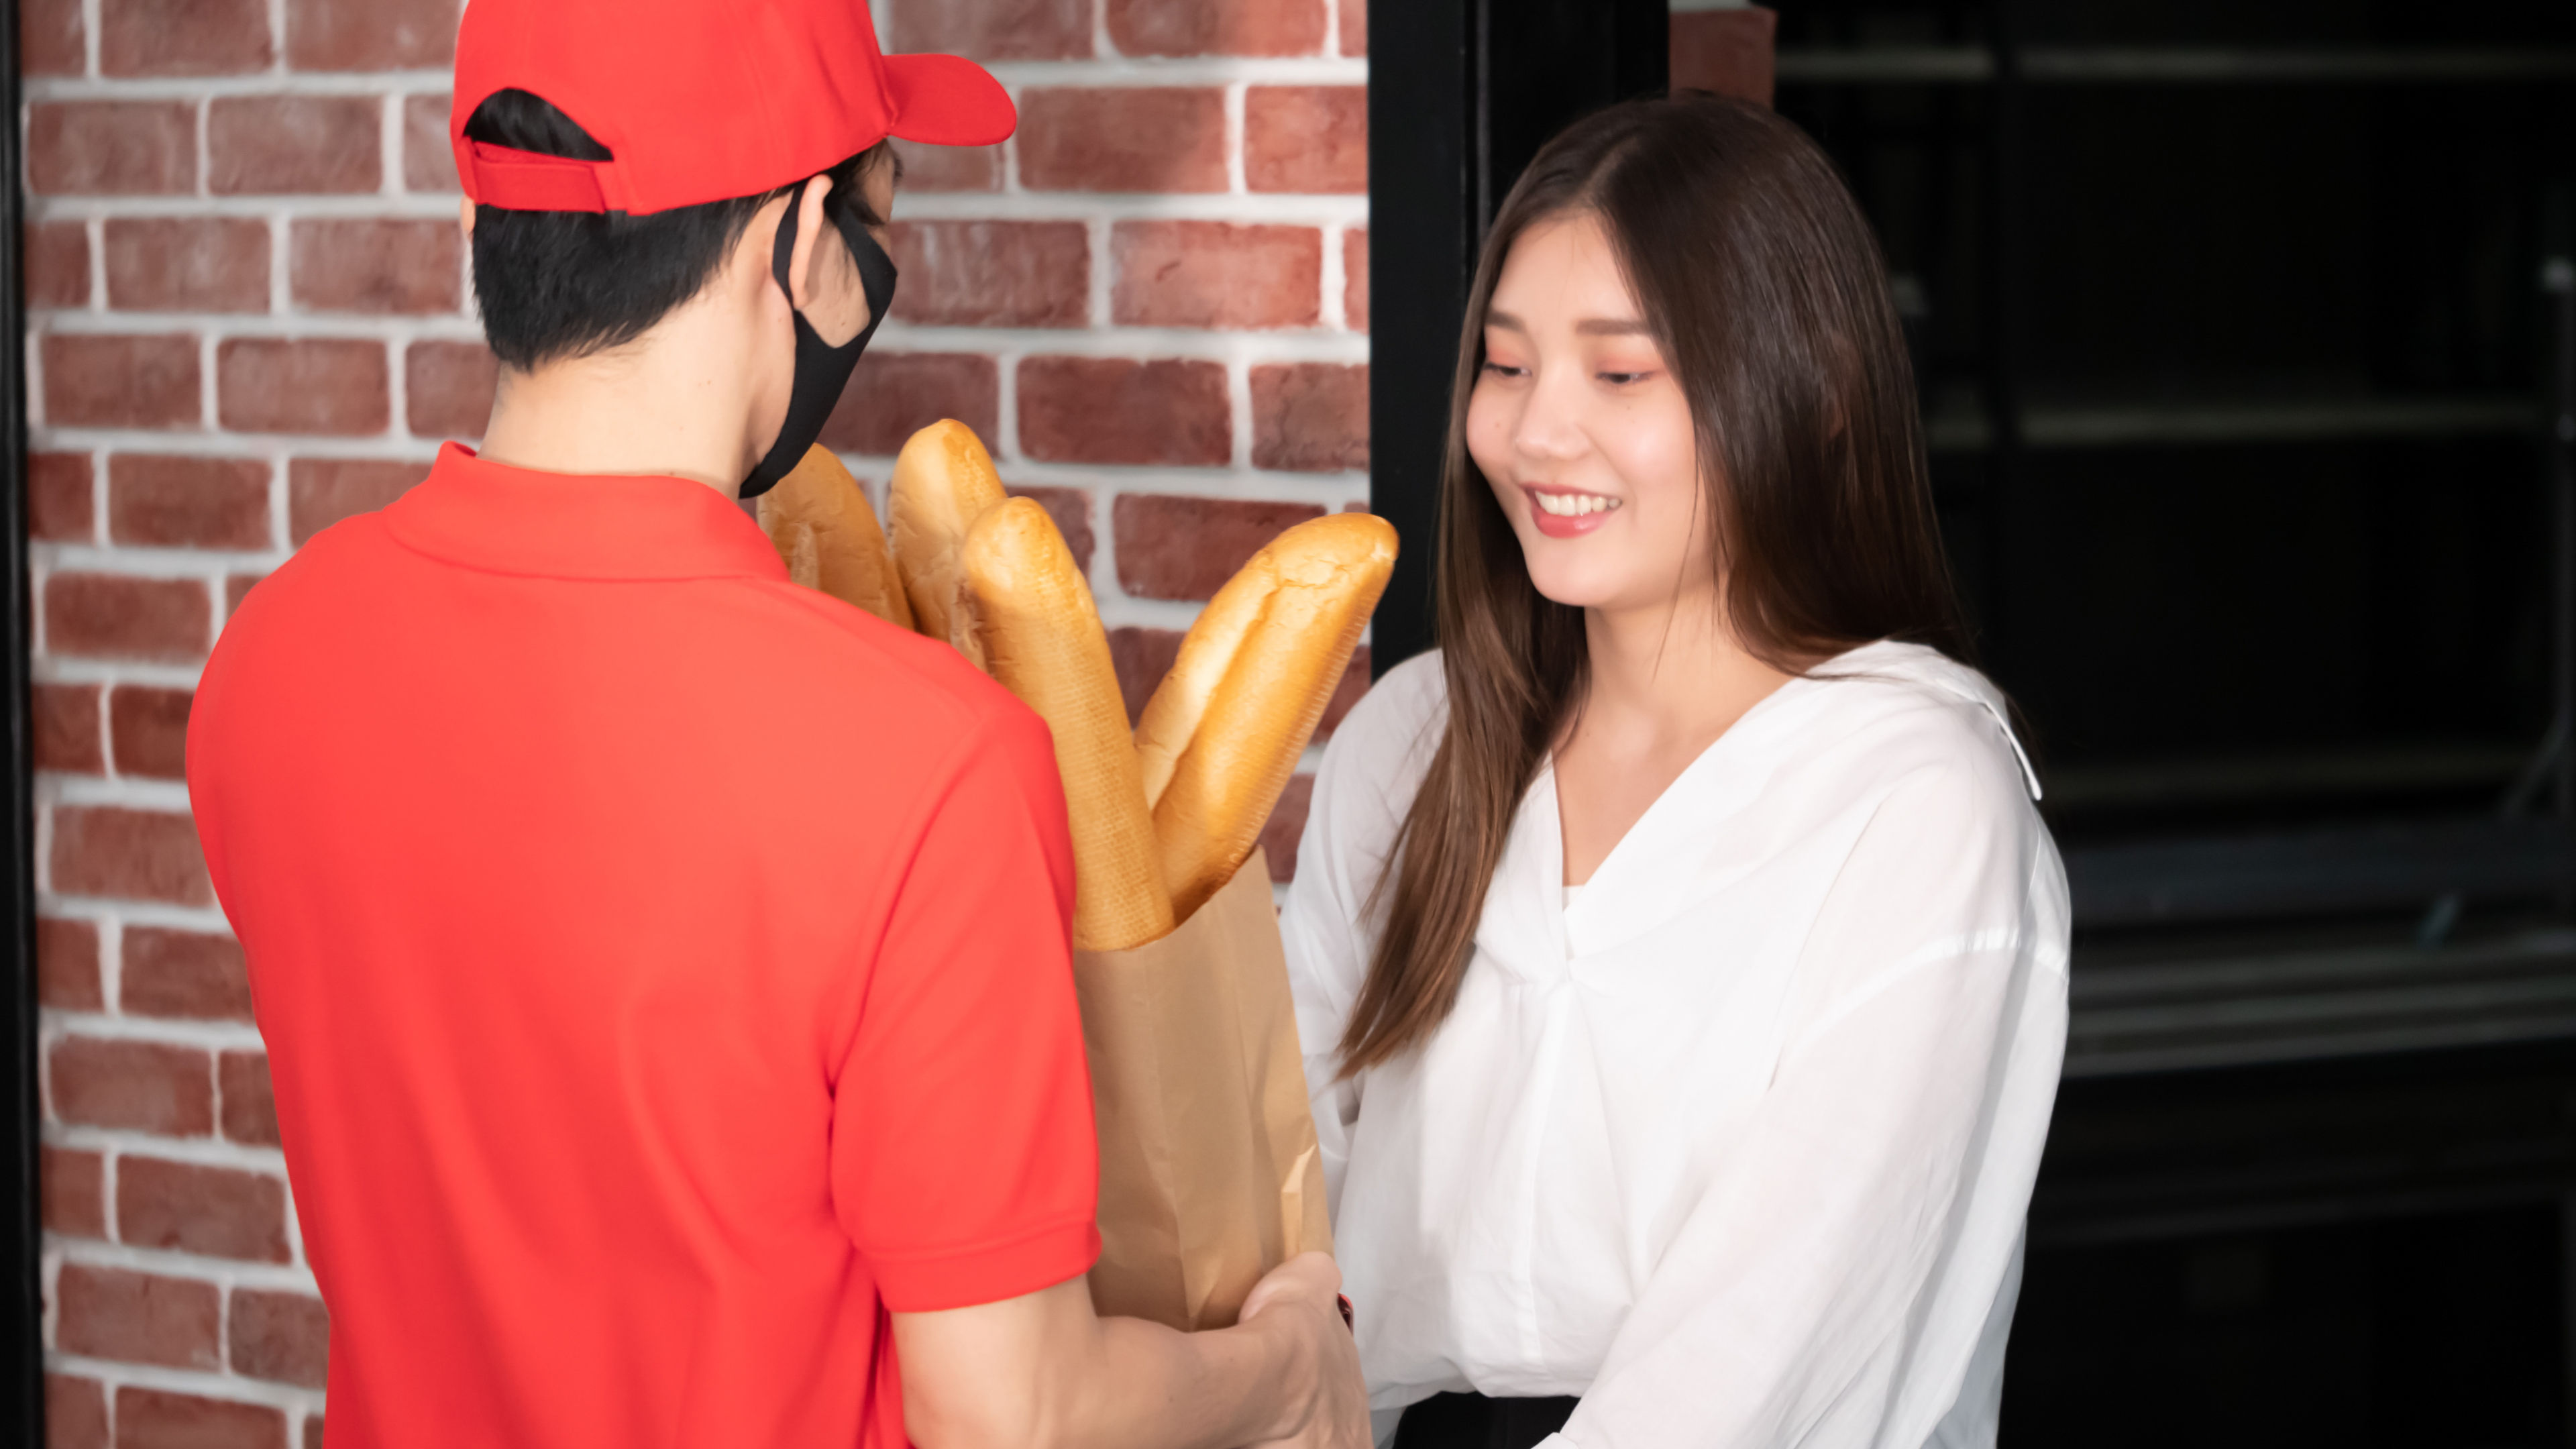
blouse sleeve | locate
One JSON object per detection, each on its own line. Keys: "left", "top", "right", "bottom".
{"left": 1554, "top": 753, "right": 2070, "bottom": 1449}
{"left": 1279, "top": 655, "right": 1447, "bottom": 1218}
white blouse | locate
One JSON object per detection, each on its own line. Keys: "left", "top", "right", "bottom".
{"left": 1282, "top": 641, "right": 2070, "bottom": 1449}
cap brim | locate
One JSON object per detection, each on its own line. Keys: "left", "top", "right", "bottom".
{"left": 882, "top": 53, "right": 1017, "bottom": 148}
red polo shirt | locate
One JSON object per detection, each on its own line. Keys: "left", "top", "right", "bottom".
{"left": 187, "top": 444, "right": 1099, "bottom": 1448}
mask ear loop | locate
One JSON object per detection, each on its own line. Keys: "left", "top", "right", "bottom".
{"left": 739, "top": 175, "right": 902, "bottom": 498}
{"left": 773, "top": 176, "right": 897, "bottom": 345}
{"left": 771, "top": 178, "right": 806, "bottom": 299}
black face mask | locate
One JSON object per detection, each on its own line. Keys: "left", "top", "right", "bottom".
{"left": 740, "top": 180, "right": 898, "bottom": 498}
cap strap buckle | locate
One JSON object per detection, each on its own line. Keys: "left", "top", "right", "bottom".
{"left": 468, "top": 141, "right": 610, "bottom": 213}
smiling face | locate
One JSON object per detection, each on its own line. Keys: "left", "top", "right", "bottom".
{"left": 1466, "top": 209, "right": 1713, "bottom": 616}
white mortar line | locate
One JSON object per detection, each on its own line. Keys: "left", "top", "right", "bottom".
{"left": 95, "top": 907, "right": 121, "bottom": 1010}
{"left": 265, "top": 212, "right": 289, "bottom": 315}
{"left": 40, "top": 1252, "right": 60, "bottom": 1356}
{"left": 37, "top": 306, "right": 490, "bottom": 339}
{"left": 280, "top": 1184, "right": 307, "bottom": 1273}
{"left": 831, "top": 455, "right": 1366, "bottom": 497}
{"left": 39, "top": 1008, "right": 266, "bottom": 1053}
{"left": 261, "top": 456, "right": 289, "bottom": 569}
{"left": 40, "top": 539, "right": 278, "bottom": 576}
{"left": 1320, "top": 222, "right": 1347, "bottom": 331}
{"left": 83, "top": 449, "right": 107, "bottom": 546}
{"left": 871, "top": 323, "right": 1370, "bottom": 360}
{"left": 33, "top": 431, "right": 445, "bottom": 468}
{"left": 1228, "top": 356, "right": 1253, "bottom": 470}
{"left": 378, "top": 93, "right": 402, "bottom": 200}
{"left": 1224, "top": 84, "right": 1247, "bottom": 197}
{"left": 47, "top": 1125, "right": 284, "bottom": 1179}
{"left": 95, "top": 673, "right": 120, "bottom": 787}
{"left": 84, "top": 215, "right": 105, "bottom": 311}
{"left": 195, "top": 331, "right": 219, "bottom": 433}
{"left": 1085, "top": 217, "right": 1111, "bottom": 329}
{"left": 46, "top": 1352, "right": 327, "bottom": 1413}
{"left": 50, "top": 765, "right": 193, "bottom": 806}
{"left": 23, "top": 329, "right": 44, "bottom": 431}
{"left": 37, "top": 896, "right": 232, "bottom": 934}
{"left": 981, "top": 58, "right": 1365, "bottom": 85}
{"left": 1092, "top": 484, "right": 1126, "bottom": 606}
{"left": 32, "top": 674, "right": 213, "bottom": 708}
{"left": 32, "top": 194, "right": 472, "bottom": 222}
{"left": 32, "top": 794, "right": 54, "bottom": 900}
{"left": 28, "top": 69, "right": 459, "bottom": 102}
{"left": 44, "top": 1251, "right": 319, "bottom": 1309}
{"left": 99, "top": 1146, "right": 119, "bottom": 1246}
{"left": 892, "top": 189, "right": 1364, "bottom": 223}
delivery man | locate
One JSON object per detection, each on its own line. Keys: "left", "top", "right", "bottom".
{"left": 182, "top": 1, "right": 1366, "bottom": 1446}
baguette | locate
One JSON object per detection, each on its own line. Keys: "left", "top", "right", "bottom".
{"left": 757, "top": 444, "right": 914, "bottom": 628}
{"left": 961, "top": 497, "right": 1177, "bottom": 952}
{"left": 1138, "top": 513, "right": 1397, "bottom": 920}
{"left": 890, "top": 419, "right": 1008, "bottom": 669}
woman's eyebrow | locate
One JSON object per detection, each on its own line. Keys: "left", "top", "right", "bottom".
{"left": 1484, "top": 310, "right": 1650, "bottom": 337}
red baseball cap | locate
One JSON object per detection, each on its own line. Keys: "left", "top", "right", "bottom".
{"left": 451, "top": 0, "right": 1016, "bottom": 217}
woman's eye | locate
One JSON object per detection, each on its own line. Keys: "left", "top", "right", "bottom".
{"left": 1598, "top": 370, "right": 1650, "bottom": 386}
{"left": 1481, "top": 361, "right": 1528, "bottom": 379}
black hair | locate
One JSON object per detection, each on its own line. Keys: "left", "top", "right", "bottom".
{"left": 464, "top": 89, "right": 894, "bottom": 370}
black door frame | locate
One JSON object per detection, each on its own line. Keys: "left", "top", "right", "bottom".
{"left": 3, "top": 0, "right": 45, "bottom": 1433}
{"left": 1364, "top": 0, "right": 1670, "bottom": 674}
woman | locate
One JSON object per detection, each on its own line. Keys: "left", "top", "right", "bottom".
{"left": 1281, "top": 94, "right": 2070, "bottom": 1449}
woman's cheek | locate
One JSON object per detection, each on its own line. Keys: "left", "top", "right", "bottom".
{"left": 1611, "top": 384, "right": 1701, "bottom": 526}
{"left": 1466, "top": 384, "right": 1520, "bottom": 517}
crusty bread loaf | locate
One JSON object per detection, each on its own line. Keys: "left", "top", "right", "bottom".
{"left": 1138, "top": 513, "right": 1397, "bottom": 921}
{"left": 963, "top": 498, "right": 1177, "bottom": 952}
{"left": 757, "top": 444, "right": 914, "bottom": 628}
{"left": 890, "top": 419, "right": 1007, "bottom": 669}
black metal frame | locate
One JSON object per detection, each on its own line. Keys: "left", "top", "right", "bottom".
{"left": 2, "top": 0, "right": 38, "bottom": 1431}
{"left": 1364, "top": 0, "right": 1670, "bottom": 674}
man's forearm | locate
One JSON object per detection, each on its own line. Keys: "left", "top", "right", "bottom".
{"left": 896, "top": 1274, "right": 1340, "bottom": 1449}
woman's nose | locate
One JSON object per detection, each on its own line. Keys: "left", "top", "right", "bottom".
{"left": 1512, "top": 364, "right": 1591, "bottom": 462}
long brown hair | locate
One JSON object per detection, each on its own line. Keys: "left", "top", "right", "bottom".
{"left": 1335, "top": 93, "right": 1972, "bottom": 1076}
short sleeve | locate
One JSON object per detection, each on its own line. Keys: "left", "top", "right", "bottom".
{"left": 830, "top": 706, "right": 1102, "bottom": 1312}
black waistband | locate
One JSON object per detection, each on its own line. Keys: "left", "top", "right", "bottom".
{"left": 1393, "top": 1391, "right": 1581, "bottom": 1449}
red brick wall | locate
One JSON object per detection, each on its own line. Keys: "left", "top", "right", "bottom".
{"left": 1670, "top": 2, "right": 1776, "bottom": 108}
{"left": 860, "top": 0, "right": 1373, "bottom": 891}
{"left": 23, "top": 0, "right": 1366, "bottom": 1437}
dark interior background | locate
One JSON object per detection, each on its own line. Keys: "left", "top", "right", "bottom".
{"left": 1780, "top": 0, "right": 2570, "bottom": 841}
{"left": 1770, "top": 2, "right": 2576, "bottom": 1441}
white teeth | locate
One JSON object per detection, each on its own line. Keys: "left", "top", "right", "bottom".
{"left": 1532, "top": 491, "right": 1619, "bottom": 518}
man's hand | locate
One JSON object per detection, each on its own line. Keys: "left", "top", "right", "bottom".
{"left": 893, "top": 1254, "right": 1369, "bottom": 1449}
{"left": 1240, "top": 1253, "right": 1371, "bottom": 1449}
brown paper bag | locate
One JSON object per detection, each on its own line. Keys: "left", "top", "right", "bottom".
{"left": 1075, "top": 847, "right": 1334, "bottom": 1331}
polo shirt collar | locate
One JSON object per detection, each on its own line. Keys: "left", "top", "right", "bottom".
{"left": 383, "top": 443, "right": 788, "bottom": 582}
